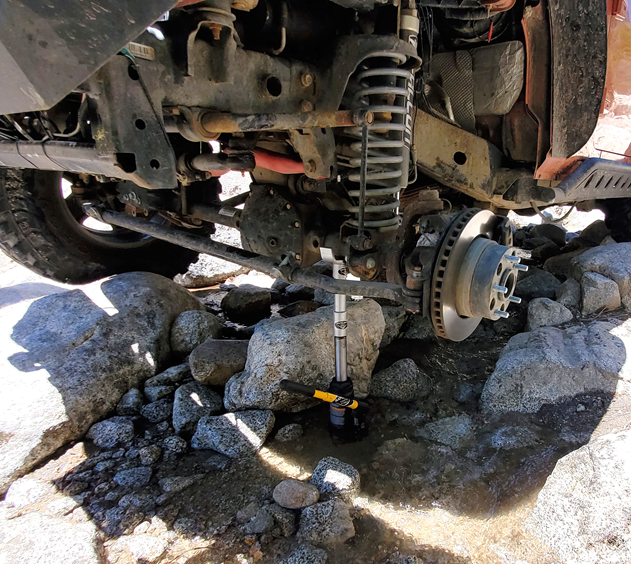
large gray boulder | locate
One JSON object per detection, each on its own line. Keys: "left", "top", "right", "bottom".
{"left": 0, "top": 272, "right": 202, "bottom": 494}
{"left": 571, "top": 243, "right": 631, "bottom": 307}
{"left": 224, "top": 299, "right": 385, "bottom": 412}
{"left": 0, "top": 509, "right": 103, "bottom": 564}
{"left": 526, "top": 431, "right": 631, "bottom": 564}
{"left": 481, "top": 320, "right": 628, "bottom": 414}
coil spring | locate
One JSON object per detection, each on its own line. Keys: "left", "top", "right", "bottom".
{"left": 343, "top": 51, "right": 415, "bottom": 232}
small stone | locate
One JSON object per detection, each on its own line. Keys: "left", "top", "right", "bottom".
{"left": 237, "top": 501, "right": 260, "bottom": 524}
{"left": 117, "top": 388, "right": 144, "bottom": 416}
{"left": 87, "top": 417, "right": 134, "bottom": 448}
{"left": 385, "top": 555, "right": 423, "bottom": 564}
{"left": 273, "top": 479, "right": 320, "bottom": 509}
{"left": 515, "top": 268, "right": 561, "bottom": 300}
{"left": 244, "top": 507, "right": 275, "bottom": 534}
{"left": 265, "top": 503, "right": 297, "bottom": 537}
{"left": 285, "top": 284, "right": 316, "bottom": 301}
{"left": 416, "top": 414, "right": 474, "bottom": 450}
{"left": 582, "top": 272, "right": 621, "bottom": 314}
{"left": 189, "top": 339, "right": 249, "bottom": 386}
{"left": 173, "top": 381, "right": 223, "bottom": 434}
{"left": 171, "top": 310, "right": 223, "bottom": 355}
{"left": 203, "top": 452, "right": 231, "bottom": 471}
{"left": 191, "top": 410, "right": 275, "bottom": 458}
{"left": 402, "top": 314, "right": 435, "bottom": 340}
{"left": 279, "top": 544, "right": 328, "bottom": 564}
{"left": 173, "top": 517, "right": 204, "bottom": 535}
{"left": 314, "top": 288, "right": 335, "bottom": 305}
{"left": 95, "top": 459, "right": 116, "bottom": 472}
{"left": 64, "top": 480, "right": 88, "bottom": 495}
{"left": 275, "top": 423, "right": 303, "bottom": 442}
{"left": 272, "top": 279, "right": 290, "bottom": 292}
{"left": 526, "top": 298, "right": 573, "bottom": 331}
{"left": 140, "top": 399, "right": 173, "bottom": 423}
{"left": 297, "top": 499, "right": 355, "bottom": 546}
{"left": 544, "top": 249, "right": 589, "bottom": 280}
{"left": 118, "top": 492, "right": 157, "bottom": 513}
{"left": 577, "top": 219, "right": 610, "bottom": 246}
{"left": 576, "top": 403, "right": 587, "bottom": 412}
{"left": 159, "top": 474, "right": 204, "bottom": 494}
{"left": 529, "top": 223, "right": 567, "bottom": 247}
{"left": 163, "top": 435, "right": 188, "bottom": 454}
{"left": 370, "top": 359, "right": 430, "bottom": 401}
{"left": 600, "top": 235, "right": 617, "bottom": 246}
{"left": 531, "top": 242, "right": 562, "bottom": 262}
{"left": 278, "top": 301, "right": 322, "bottom": 318}
{"left": 221, "top": 284, "right": 272, "bottom": 324}
{"left": 145, "top": 364, "right": 191, "bottom": 387}
{"left": 144, "top": 385, "right": 175, "bottom": 402}
{"left": 139, "top": 445, "right": 162, "bottom": 465}
{"left": 113, "top": 467, "right": 152, "bottom": 488}
{"left": 556, "top": 278, "right": 581, "bottom": 310}
{"left": 310, "top": 457, "right": 360, "bottom": 501}
{"left": 452, "top": 381, "right": 483, "bottom": 404}
{"left": 102, "top": 506, "right": 144, "bottom": 536}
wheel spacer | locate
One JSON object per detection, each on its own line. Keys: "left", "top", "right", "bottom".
{"left": 430, "top": 209, "right": 522, "bottom": 342}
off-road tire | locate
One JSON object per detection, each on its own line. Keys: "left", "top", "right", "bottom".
{"left": 604, "top": 198, "right": 631, "bottom": 243}
{"left": 0, "top": 167, "right": 198, "bottom": 284}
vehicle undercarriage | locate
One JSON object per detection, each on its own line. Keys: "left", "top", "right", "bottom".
{"left": 0, "top": 0, "right": 629, "bottom": 342}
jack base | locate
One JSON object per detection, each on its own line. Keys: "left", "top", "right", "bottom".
{"left": 328, "top": 377, "right": 366, "bottom": 443}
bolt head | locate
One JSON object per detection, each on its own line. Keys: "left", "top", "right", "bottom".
{"left": 366, "top": 258, "right": 376, "bottom": 269}
{"left": 305, "top": 160, "right": 317, "bottom": 174}
{"left": 301, "top": 73, "right": 314, "bottom": 87}
{"left": 301, "top": 100, "right": 313, "bottom": 112}
{"left": 295, "top": 254, "right": 301, "bottom": 261}
{"left": 294, "top": 221, "right": 300, "bottom": 228}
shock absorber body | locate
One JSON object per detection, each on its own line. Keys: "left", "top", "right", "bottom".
{"left": 345, "top": 7, "right": 420, "bottom": 234}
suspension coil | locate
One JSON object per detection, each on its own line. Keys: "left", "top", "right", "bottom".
{"left": 344, "top": 51, "right": 416, "bottom": 233}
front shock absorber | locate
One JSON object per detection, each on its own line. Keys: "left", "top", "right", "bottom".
{"left": 345, "top": 7, "right": 420, "bottom": 235}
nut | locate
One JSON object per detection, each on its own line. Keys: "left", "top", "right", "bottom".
{"left": 366, "top": 258, "right": 376, "bottom": 269}
{"left": 301, "top": 73, "right": 314, "bottom": 87}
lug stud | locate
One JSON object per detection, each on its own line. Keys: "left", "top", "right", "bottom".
{"left": 494, "top": 310, "right": 509, "bottom": 318}
{"left": 514, "top": 264, "right": 529, "bottom": 272}
{"left": 509, "top": 296, "right": 522, "bottom": 304}
{"left": 493, "top": 285, "right": 508, "bottom": 293}
{"left": 506, "top": 255, "right": 520, "bottom": 262}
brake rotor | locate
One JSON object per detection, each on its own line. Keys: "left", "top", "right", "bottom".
{"left": 430, "top": 208, "right": 523, "bottom": 342}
